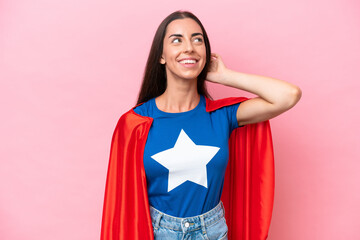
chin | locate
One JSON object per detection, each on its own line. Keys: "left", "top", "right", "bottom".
{"left": 181, "top": 71, "right": 203, "bottom": 80}
{"left": 166, "top": 68, "right": 203, "bottom": 81}
{"left": 181, "top": 75, "right": 200, "bottom": 81}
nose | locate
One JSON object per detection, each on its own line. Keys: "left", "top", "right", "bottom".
{"left": 183, "top": 39, "right": 194, "bottom": 53}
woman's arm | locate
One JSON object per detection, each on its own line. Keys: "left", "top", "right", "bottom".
{"left": 206, "top": 53, "right": 302, "bottom": 126}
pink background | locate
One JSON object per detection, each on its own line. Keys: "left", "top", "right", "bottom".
{"left": 1, "top": 0, "right": 359, "bottom": 239}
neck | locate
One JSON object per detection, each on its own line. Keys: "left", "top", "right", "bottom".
{"left": 156, "top": 77, "right": 200, "bottom": 113}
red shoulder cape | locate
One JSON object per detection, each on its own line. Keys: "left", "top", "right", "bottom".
{"left": 100, "top": 96, "right": 275, "bottom": 240}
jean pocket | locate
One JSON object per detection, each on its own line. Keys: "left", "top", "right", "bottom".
{"left": 219, "top": 231, "right": 228, "bottom": 240}
{"left": 204, "top": 217, "right": 228, "bottom": 240}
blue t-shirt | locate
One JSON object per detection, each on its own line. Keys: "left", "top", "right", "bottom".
{"left": 133, "top": 95, "right": 240, "bottom": 217}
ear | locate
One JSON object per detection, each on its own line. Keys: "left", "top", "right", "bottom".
{"left": 160, "top": 56, "right": 166, "bottom": 64}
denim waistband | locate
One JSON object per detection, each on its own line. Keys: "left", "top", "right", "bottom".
{"left": 150, "top": 201, "right": 225, "bottom": 233}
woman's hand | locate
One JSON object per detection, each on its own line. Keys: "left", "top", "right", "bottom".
{"left": 206, "top": 53, "right": 231, "bottom": 85}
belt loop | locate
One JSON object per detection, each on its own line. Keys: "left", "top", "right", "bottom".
{"left": 221, "top": 201, "right": 226, "bottom": 218}
{"left": 181, "top": 219, "right": 186, "bottom": 233}
{"left": 153, "top": 211, "right": 163, "bottom": 230}
{"left": 200, "top": 215, "right": 207, "bottom": 235}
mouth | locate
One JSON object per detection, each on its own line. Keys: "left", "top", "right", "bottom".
{"left": 178, "top": 58, "right": 199, "bottom": 68}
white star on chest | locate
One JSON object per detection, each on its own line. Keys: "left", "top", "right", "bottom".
{"left": 151, "top": 129, "right": 220, "bottom": 192}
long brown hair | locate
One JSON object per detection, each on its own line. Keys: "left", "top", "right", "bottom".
{"left": 136, "top": 10, "right": 213, "bottom": 105}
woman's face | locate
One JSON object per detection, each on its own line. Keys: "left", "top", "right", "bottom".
{"left": 160, "top": 18, "right": 206, "bottom": 82}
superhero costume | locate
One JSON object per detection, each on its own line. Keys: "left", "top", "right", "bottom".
{"left": 100, "top": 96, "right": 275, "bottom": 240}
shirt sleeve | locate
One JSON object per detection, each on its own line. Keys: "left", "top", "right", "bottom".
{"left": 225, "top": 102, "right": 242, "bottom": 135}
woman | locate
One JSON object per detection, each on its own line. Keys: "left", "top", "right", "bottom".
{"left": 101, "top": 10, "right": 301, "bottom": 240}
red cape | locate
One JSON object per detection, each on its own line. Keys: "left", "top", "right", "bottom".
{"left": 101, "top": 96, "right": 274, "bottom": 240}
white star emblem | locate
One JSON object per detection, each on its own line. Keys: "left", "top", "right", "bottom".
{"left": 151, "top": 129, "right": 220, "bottom": 192}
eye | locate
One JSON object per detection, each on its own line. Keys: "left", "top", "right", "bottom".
{"left": 172, "top": 38, "right": 181, "bottom": 43}
{"left": 194, "top": 37, "right": 203, "bottom": 43}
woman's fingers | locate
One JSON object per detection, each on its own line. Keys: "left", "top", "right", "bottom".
{"left": 210, "top": 53, "right": 218, "bottom": 58}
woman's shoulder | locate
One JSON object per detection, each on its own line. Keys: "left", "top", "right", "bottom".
{"left": 114, "top": 103, "right": 153, "bottom": 130}
{"left": 131, "top": 97, "right": 156, "bottom": 118}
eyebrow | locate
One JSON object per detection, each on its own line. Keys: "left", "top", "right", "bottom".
{"left": 168, "top": 33, "right": 203, "bottom": 38}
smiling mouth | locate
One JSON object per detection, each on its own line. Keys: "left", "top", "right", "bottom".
{"left": 179, "top": 59, "right": 197, "bottom": 64}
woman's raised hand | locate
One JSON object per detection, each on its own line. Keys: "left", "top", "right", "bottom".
{"left": 206, "top": 53, "right": 230, "bottom": 85}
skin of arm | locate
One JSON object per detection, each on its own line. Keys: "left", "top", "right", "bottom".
{"left": 206, "top": 53, "right": 302, "bottom": 126}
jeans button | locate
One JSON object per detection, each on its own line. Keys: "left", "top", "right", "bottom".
{"left": 184, "top": 222, "right": 190, "bottom": 228}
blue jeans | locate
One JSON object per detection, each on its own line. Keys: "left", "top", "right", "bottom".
{"left": 150, "top": 201, "right": 228, "bottom": 240}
